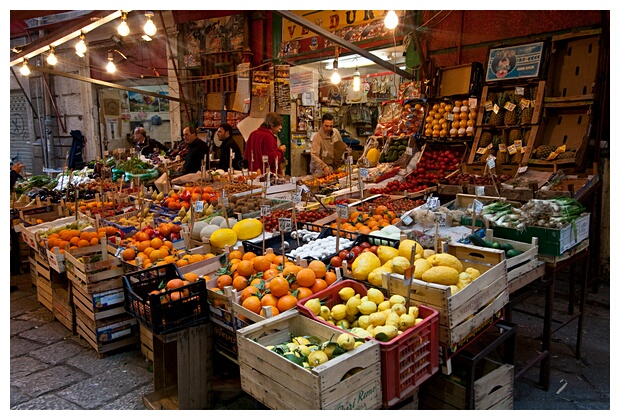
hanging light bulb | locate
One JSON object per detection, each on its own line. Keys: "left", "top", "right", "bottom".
{"left": 144, "top": 12, "right": 157, "bottom": 36}
{"left": 106, "top": 52, "right": 116, "bottom": 73}
{"left": 385, "top": 10, "right": 398, "bottom": 30}
{"left": 20, "top": 59, "right": 30, "bottom": 76}
{"left": 117, "top": 12, "right": 130, "bottom": 37}
{"left": 75, "top": 33, "right": 87, "bottom": 56}
{"left": 47, "top": 46, "right": 58, "bottom": 66}
{"left": 330, "top": 59, "right": 341, "bottom": 84}
{"left": 353, "top": 67, "right": 361, "bottom": 92}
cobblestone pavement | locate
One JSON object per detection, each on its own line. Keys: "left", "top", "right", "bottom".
{"left": 9, "top": 269, "right": 611, "bottom": 411}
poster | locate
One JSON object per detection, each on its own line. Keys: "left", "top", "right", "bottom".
{"left": 485, "top": 41, "right": 544, "bottom": 82}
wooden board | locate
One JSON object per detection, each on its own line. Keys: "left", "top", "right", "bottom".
{"left": 140, "top": 323, "right": 154, "bottom": 362}
{"left": 75, "top": 307, "right": 139, "bottom": 354}
{"left": 72, "top": 283, "right": 126, "bottom": 321}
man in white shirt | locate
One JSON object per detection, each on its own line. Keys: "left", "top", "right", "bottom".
{"left": 309, "top": 113, "right": 347, "bottom": 175}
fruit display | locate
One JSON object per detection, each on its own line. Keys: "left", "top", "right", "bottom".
{"left": 42, "top": 225, "right": 122, "bottom": 253}
{"left": 373, "top": 101, "right": 425, "bottom": 138}
{"left": 368, "top": 179, "right": 434, "bottom": 197}
{"left": 260, "top": 209, "right": 331, "bottom": 233}
{"left": 329, "top": 206, "right": 401, "bottom": 237}
{"left": 304, "top": 172, "right": 347, "bottom": 187}
{"left": 409, "top": 146, "right": 464, "bottom": 184}
{"left": 442, "top": 172, "right": 513, "bottom": 186}
{"left": 423, "top": 99, "right": 477, "bottom": 139}
{"left": 160, "top": 186, "right": 221, "bottom": 211}
{"left": 482, "top": 86, "right": 538, "bottom": 127}
{"left": 379, "top": 137, "right": 411, "bottom": 163}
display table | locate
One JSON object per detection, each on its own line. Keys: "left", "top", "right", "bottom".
{"left": 143, "top": 322, "right": 213, "bottom": 410}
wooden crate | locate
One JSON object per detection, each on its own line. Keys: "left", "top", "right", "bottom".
{"left": 52, "top": 285, "right": 75, "bottom": 333}
{"left": 35, "top": 252, "right": 52, "bottom": 311}
{"left": 75, "top": 306, "right": 139, "bottom": 356}
{"left": 485, "top": 230, "right": 539, "bottom": 284}
{"left": 29, "top": 255, "right": 38, "bottom": 286}
{"left": 72, "top": 282, "right": 127, "bottom": 322}
{"left": 64, "top": 243, "right": 124, "bottom": 293}
{"left": 420, "top": 358, "right": 513, "bottom": 409}
{"left": 384, "top": 243, "right": 508, "bottom": 352}
{"left": 139, "top": 322, "right": 154, "bottom": 362}
{"left": 237, "top": 311, "right": 383, "bottom": 410}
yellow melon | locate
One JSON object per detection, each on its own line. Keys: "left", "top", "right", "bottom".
{"left": 232, "top": 218, "right": 263, "bottom": 240}
{"left": 366, "top": 148, "right": 380, "bottom": 166}
{"left": 209, "top": 228, "right": 238, "bottom": 249}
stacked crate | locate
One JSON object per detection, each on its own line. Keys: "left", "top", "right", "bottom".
{"left": 65, "top": 241, "right": 138, "bottom": 356}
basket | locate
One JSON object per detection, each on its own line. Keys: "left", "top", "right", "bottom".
{"left": 123, "top": 264, "right": 209, "bottom": 335}
{"left": 296, "top": 279, "right": 439, "bottom": 408}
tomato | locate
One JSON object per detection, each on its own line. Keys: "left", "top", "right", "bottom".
{"left": 351, "top": 246, "right": 362, "bottom": 257}
{"left": 369, "top": 246, "right": 378, "bottom": 254}
{"left": 330, "top": 256, "right": 342, "bottom": 268}
{"left": 359, "top": 242, "right": 371, "bottom": 249}
{"left": 339, "top": 250, "right": 350, "bottom": 261}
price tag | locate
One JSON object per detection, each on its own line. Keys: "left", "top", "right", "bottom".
{"left": 469, "top": 98, "right": 478, "bottom": 109}
{"left": 219, "top": 195, "right": 229, "bottom": 207}
{"left": 278, "top": 217, "right": 292, "bottom": 232}
{"left": 299, "top": 184, "right": 310, "bottom": 193}
{"left": 406, "top": 147, "right": 413, "bottom": 154}
{"left": 520, "top": 98, "right": 531, "bottom": 109}
{"left": 473, "top": 199, "right": 484, "bottom": 215}
{"left": 514, "top": 139, "right": 523, "bottom": 151}
{"left": 195, "top": 201, "right": 204, "bottom": 213}
{"left": 493, "top": 104, "right": 500, "bottom": 114}
{"left": 498, "top": 143, "right": 507, "bottom": 152}
{"left": 515, "top": 86, "right": 525, "bottom": 96}
{"left": 427, "top": 196, "right": 440, "bottom": 211}
{"left": 291, "top": 177, "right": 297, "bottom": 185}
{"left": 476, "top": 147, "right": 487, "bottom": 154}
{"left": 507, "top": 144, "right": 518, "bottom": 155}
{"left": 434, "top": 212, "right": 447, "bottom": 227}
{"left": 348, "top": 156, "right": 354, "bottom": 165}
{"left": 446, "top": 113, "right": 454, "bottom": 121}
{"left": 475, "top": 185, "right": 486, "bottom": 196}
{"left": 262, "top": 155, "right": 269, "bottom": 163}
{"left": 402, "top": 214, "right": 413, "bottom": 225}
{"left": 292, "top": 193, "right": 302, "bottom": 204}
{"left": 504, "top": 101, "right": 516, "bottom": 112}
{"left": 486, "top": 155, "right": 496, "bottom": 168}
{"left": 518, "top": 166, "right": 528, "bottom": 174}
{"left": 115, "top": 247, "right": 125, "bottom": 258}
{"left": 336, "top": 204, "right": 349, "bottom": 220}
{"left": 360, "top": 168, "right": 369, "bottom": 179}
{"left": 260, "top": 205, "right": 271, "bottom": 216}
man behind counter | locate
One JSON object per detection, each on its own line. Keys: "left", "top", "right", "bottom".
{"left": 215, "top": 123, "right": 242, "bottom": 171}
{"left": 309, "top": 113, "right": 346, "bottom": 176}
{"left": 182, "top": 126, "right": 210, "bottom": 174}
{"left": 134, "top": 127, "right": 169, "bottom": 156}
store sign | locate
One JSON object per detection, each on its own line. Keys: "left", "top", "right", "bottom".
{"left": 485, "top": 41, "right": 544, "bottom": 82}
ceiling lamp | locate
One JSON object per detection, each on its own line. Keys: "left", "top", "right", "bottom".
{"left": 106, "top": 52, "right": 116, "bottom": 73}
{"left": 117, "top": 12, "right": 130, "bottom": 37}
{"left": 353, "top": 67, "right": 361, "bottom": 91}
{"left": 75, "top": 33, "right": 87, "bottom": 56}
{"left": 385, "top": 10, "right": 398, "bottom": 30}
{"left": 144, "top": 11, "right": 157, "bottom": 36}
{"left": 47, "top": 46, "right": 58, "bottom": 66}
{"left": 20, "top": 59, "right": 30, "bottom": 76}
{"left": 330, "top": 59, "right": 341, "bottom": 85}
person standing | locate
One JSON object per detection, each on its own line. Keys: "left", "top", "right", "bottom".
{"left": 215, "top": 123, "right": 243, "bottom": 171}
{"left": 133, "top": 127, "right": 169, "bottom": 156}
{"left": 182, "top": 126, "right": 210, "bottom": 174}
{"left": 10, "top": 162, "right": 25, "bottom": 190}
{"left": 243, "top": 112, "right": 286, "bottom": 173}
{"left": 309, "top": 113, "right": 346, "bottom": 176}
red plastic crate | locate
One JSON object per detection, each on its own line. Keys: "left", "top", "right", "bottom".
{"left": 297, "top": 279, "right": 439, "bottom": 407}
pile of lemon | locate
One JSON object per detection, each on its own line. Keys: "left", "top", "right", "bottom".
{"left": 304, "top": 286, "right": 424, "bottom": 342}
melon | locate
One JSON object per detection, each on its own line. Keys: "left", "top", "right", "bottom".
{"left": 209, "top": 228, "right": 238, "bottom": 249}
{"left": 209, "top": 216, "right": 225, "bottom": 226}
{"left": 191, "top": 221, "right": 208, "bottom": 240}
{"left": 366, "top": 148, "right": 380, "bottom": 166}
{"left": 200, "top": 224, "right": 220, "bottom": 242}
{"left": 220, "top": 218, "right": 238, "bottom": 228}
{"left": 232, "top": 218, "right": 263, "bottom": 240}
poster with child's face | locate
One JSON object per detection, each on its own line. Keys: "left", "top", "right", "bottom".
{"left": 486, "top": 42, "right": 544, "bottom": 82}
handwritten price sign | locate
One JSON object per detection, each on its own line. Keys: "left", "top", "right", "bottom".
{"left": 278, "top": 218, "right": 292, "bottom": 232}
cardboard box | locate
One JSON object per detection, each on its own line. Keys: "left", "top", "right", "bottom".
{"left": 491, "top": 213, "right": 590, "bottom": 256}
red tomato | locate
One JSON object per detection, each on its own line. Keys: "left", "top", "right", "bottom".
{"left": 359, "top": 242, "right": 371, "bottom": 249}
{"left": 339, "top": 250, "right": 350, "bottom": 261}
{"left": 330, "top": 256, "right": 342, "bottom": 268}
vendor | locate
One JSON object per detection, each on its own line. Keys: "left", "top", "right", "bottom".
{"left": 133, "top": 127, "right": 169, "bottom": 156}
{"left": 309, "top": 113, "right": 347, "bottom": 176}
{"left": 243, "top": 112, "right": 286, "bottom": 173}
{"left": 181, "top": 126, "right": 210, "bottom": 174}
{"left": 215, "top": 123, "right": 243, "bottom": 171}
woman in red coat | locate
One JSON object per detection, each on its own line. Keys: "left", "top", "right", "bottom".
{"left": 243, "top": 112, "right": 286, "bottom": 173}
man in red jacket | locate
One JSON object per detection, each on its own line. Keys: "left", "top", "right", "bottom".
{"left": 243, "top": 112, "right": 286, "bottom": 173}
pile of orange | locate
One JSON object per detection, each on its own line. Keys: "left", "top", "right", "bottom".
{"left": 330, "top": 205, "right": 401, "bottom": 237}
{"left": 147, "top": 272, "right": 207, "bottom": 304}
{"left": 46, "top": 228, "right": 105, "bottom": 253}
{"left": 212, "top": 251, "right": 339, "bottom": 319}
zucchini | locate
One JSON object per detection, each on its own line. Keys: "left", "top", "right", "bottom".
{"left": 506, "top": 249, "right": 523, "bottom": 258}
{"left": 491, "top": 242, "right": 502, "bottom": 250}
{"left": 465, "top": 234, "right": 489, "bottom": 248}
{"left": 500, "top": 242, "right": 514, "bottom": 251}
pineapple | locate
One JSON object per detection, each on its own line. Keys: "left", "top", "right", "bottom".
{"left": 479, "top": 131, "right": 493, "bottom": 148}
{"left": 496, "top": 148, "right": 508, "bottom": 165}
{"left": 520, "top": 85, "right": 538, "bottom": 124}
{"left": 487, "top": 91, "right": 498, "bottom": 104}
{"left": 488, "top": 91, "right": 508, "bottom": 126}
{"left": 508, "top": 129, "right": 522, "bottom": 146}
{"left": 557, "top": 150, "right": 577, "bottom": 160}
{"left": 535, "top": 144, "right": 558, "bottom": 159}
{"left": 504, "top": 92, "right": 521, "bottom": 126}
{"left": 510, "top": 149, "right": 523, "bottom": 164}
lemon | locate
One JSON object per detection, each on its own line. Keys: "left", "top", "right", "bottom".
{"left": 389, "top": 294, "right": 406, "bottom": 306}
{"left": 423, "top": 249, "right": 436, "bottom": 259}
{"left": 338, "top": 287, "right": 355, "bottom": 302}
{"left": 346, "top": 296, "right": 361, "bottom": 316}
{"left": 385, "top": 312, "right": 400, "bottom": 328}
{"left": 354, "top": 341, "right": 364, "bottom": 348}
{"left": 297, "top": 344, "right": 312, "bottom": 356}
{"left": 391, "top": 303, "right": 406, "bottom": 316}
{"left": 331, "top": 304, "right": 347, "bottom": 321}
{"left": 390, "top": 256, "right": 411, "bottom": 275}
{"left": 326, "top": 320, "right": 336, "bottom": 325}
{"left": 399, "top": 239, "right": 423, "bottom": 260}
{"left": 377, "top": 245, "right": 399, "bottom": 265}
{"left": 369, "top": 311, "right": 387, "bottom": 327}
{"left": 351, "top": 327, "right": 371, "bottom": 338}
{"left": 357, "top": 301, "right": 377, "bottom": 315}
{"left": 358, "top": 315, "right": 371, "bottom": 330}
{"left": 308, "top": 350, "right": 329, "bottom": 366}
{"left": 378, "top": 325, "right": 398, "bottom": 340}
{"left": 351, "top": 252, "right": 381, "bottom": 281}
{"left": 319, "top": 306, "right": 331, "bottom": 321}
{"left": 408, "top": 306, "right": 419, "bottom": 318}
{"left": 465, "top": 267, "right": 481, "bottom": 280}
{"left": 350, "top": 320, "right": 359, "bottom": 328}
{"left": 336, "top": 319, "right": 350, "bottom": 330}
{"left": 366, "top": 325, "right": 375, "bottom": 336}
{"left": 337, "top": 333, "right": 356, "bottom": 351}
{"left": 449, "top": 285, "right": 459, "bottom": 295}
{"left": 361, "top": 296, "right": 369, "bottom": 303}
{"left": 367, "top": 288, "right": 385, "bottom": 305}
{"left": 304, "top": 298, "right": 321, "bottom": 316}
{"left": 414, "top": 318, "right": 424, "bottom": 325}
{"left": 399, "top": 313, "right": 416, "bottom": 330}
{"left": 377, "top": 300, "right": 392, "bottom": 312}
{"left": 413, "top": 258, "right": 432, "bottom": 279}
{"left": 286, "top": 342, "right": 299, "bottom": 351}
{"left": 293, "top": 336, "right": 311, "bottom": 346}
{"left": 346, "top": 313, "right": 358, "bottom": 324}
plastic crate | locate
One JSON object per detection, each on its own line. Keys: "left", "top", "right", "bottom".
{"left": 297, "top": 279, "right": 439, "bottom": 408}
{"left": 353, "top": 233, "right": 400, "bottom": 249}
{"left": 123, "top": 264, "right": 209, "bottom": 335}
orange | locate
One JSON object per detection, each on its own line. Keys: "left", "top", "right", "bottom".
{"left": 163, "top": 241, "right": 174, "bottom": 250}
{"left": 164, "top": 256, "right": 176, "bottom": 264}
{"left": 252, "top": 256, "right": 271, "bottom": 273}
{"left": 217, "top": 275, "right": 233, "bottom": 289}
{"left": 296, "top": 287, "right": 313, "bottom": 301}
{"left": 250, "top": 277, "right": 265, "bottom": 289}
{"left": 150, "top": 238, "right": 163, "bottom": 249}
{"left": 260, "top": 293, "right": 279, "bottom": 308}
{"left": 273, "top": 255, "right": 289, "bottom": 266}
{"left": 375, "top": 205, "right": 388, "bottom": 215}
{"left": 80, "top": 231, "right": 92, "bottom": 241}
{"left": 232, "top": 276, "right": 249, "bottom": 291}
{"left": 236, "top": 260, "right": 254, "bottom": 278}
{"left": 296, "top": 268, "right": 316, "bottom": 288}
{"left": 310, "top": 279, "right": 328, "bottom": 294}
{"left": 269, "top": 276, "right": 290, "bottom": 298}
{"left": 143, "top": 247, "right": 155, "bottom": 257}
{"left": 263, "top": 252, "right": 276, "bottom": 263}
{"left": 159, "top": 247, "right": 170, "bottom": 258}
{"left": 167, "top": 278, "right": 185, "bottom": 289}
{"left": 277, "top": 294, "right": 298, "bottom": 312}
{"left": 149, "top": 250, "right": 163, "bottom": 263}
{"left": 263, "top": 268, "right": 280, "bottom": 280}
{"left": 89, "top": 237, "right": 99, "bottom": 246}
{"left": 325, "top": 271, "right": 337, "bottom": 285}
{"left": 241, "top": 295, "right": 261, "bottom": 314}
{"left": 77, "top": 239, "right": 90, "bottom": 248}
{"left": 122, "top": 248, "right": 136, "bottom": 261}
{"left": 228, "top": 250, "right": 243, "bottom": 261}
{"left": 176, "top": 259, "right": 188, "bottom": 267}
{"left": 282, "top": 264, "right": 302, "bottom": 277}
{"left": 359, "top": 226, "right": 372, "bottom": 235}
{"left": 308, "top": 260, "right": 327, "bottom": 279}
{"left": 137, "top": 240, "right": 151, "bottom": 252}
{"left": 240, "top": 285, "right": 259, "bottom": 303}
{"left": 242, "top": 252, "right": 257, "bottom": 261}
{"left": 184, "top": 272, "right": 199, "bottom": 283}
{"left": 69, "top": 237, "right": 80, "bottom": 246}
{"left": 260, "top": 306, "right": 280, "bottom": 317}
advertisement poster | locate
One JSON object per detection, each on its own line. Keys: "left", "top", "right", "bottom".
{"left": 485, "top": 41, "right": 544, "bottom": 82}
